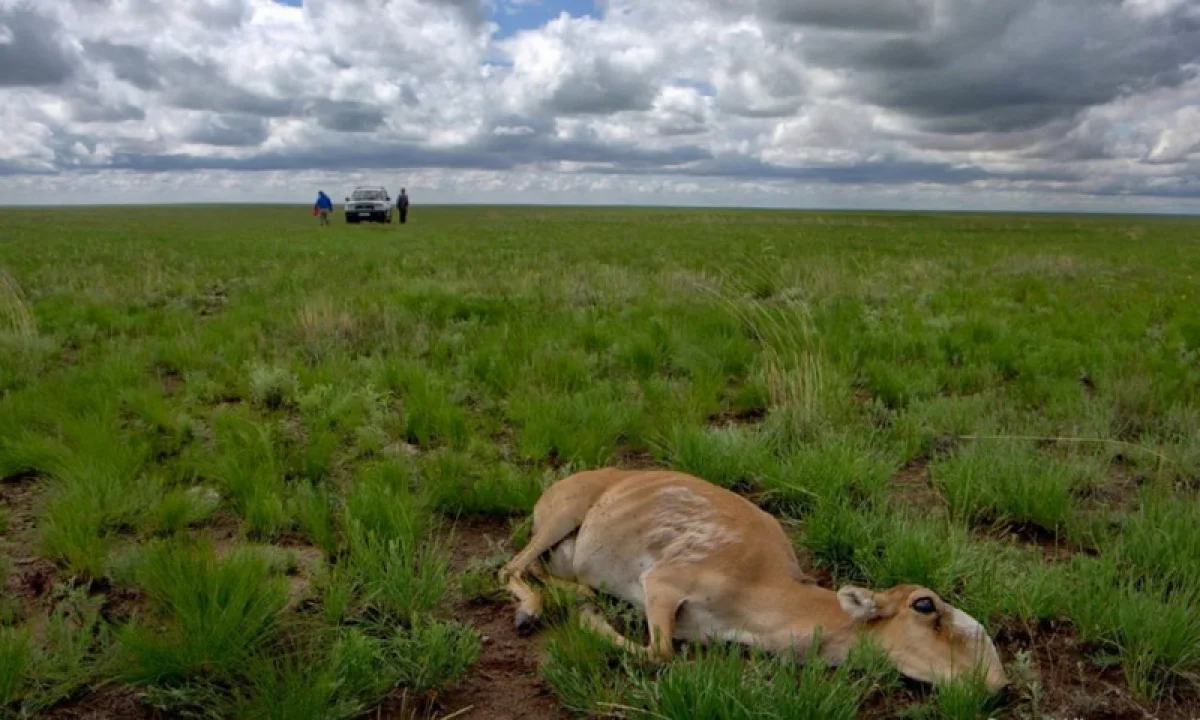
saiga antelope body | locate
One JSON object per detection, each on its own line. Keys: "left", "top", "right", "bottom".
{"left": 498, "top": 467, "right": 1008, "bottom": 692}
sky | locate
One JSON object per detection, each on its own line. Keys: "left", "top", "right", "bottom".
{"left": 1, "top": 0, "right": 1199, "bottom": 212}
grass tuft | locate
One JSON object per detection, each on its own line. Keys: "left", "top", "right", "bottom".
{"left": 116, "top": 540, "right": 289, "bottom": 684}
{"left": 650, "top": 423, "right": 776, "bottom": 490}
{"left": 930, "top": 442, "right": 1091, "bottom": 536}
{"left": 0, "top": 627, "right": 29, "bottom": 709}
{"left": 248, "top": 363, "right": 299, "bottom": 410}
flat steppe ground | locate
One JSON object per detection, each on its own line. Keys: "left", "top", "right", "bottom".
{"left": 2, "top": 205, "right": 1200, "bottom": 719}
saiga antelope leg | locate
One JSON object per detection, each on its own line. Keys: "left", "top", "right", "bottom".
{"left": 498, "top": 521, "right": 575, "bottom": 633}
{"left": 578, "top": 605, "right": 648, "bottom": 656}
{"left": 576, "top": 570, "right": 687, "bottom": 662}
{"left": 643, "top": 568, "right": 687, "bottom": 661}
{"left": 498, "top": 471, "right": 621, "bottom": 633}
{"left": 529, "top": 562, "right": 596, "bottom": 598}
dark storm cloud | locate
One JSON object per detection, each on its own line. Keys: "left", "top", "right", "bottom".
{"left": 656, "top": 116, "right": 706, "bottom": 137}
{"left": 318, "top": 0, "right": 486, "bottom": 24}
{"left": 542, "top": 59, "right": 661, "bottom": 115}
{"left": 84, "top": 42, "right": 160, "bottom": 90}
{"left": 88, "top": 130, "right": 710, "bottom": 174}
{"left": 793, "top": 0, "right": 1200, "bottom": 134}
{"left": 184, "top": 114, "right": 270, "bottom": 147}
{"left": 586, "top": 155, "right": 1081, "bottom": 186}
{"left": 83, "top": 46, "right": 300, "bottom": 116}
{"left": 1014, "top": 120, "right": 1121, "bottom": 163}
{"left": 0, "top": 159, "right": 54, "bottom": 175}
{"left": 480, "top": 129, "right": 710, "bottom": 168}
{"left": 162, "top": 56, "right": 299, "bottom": 117}
{"left": 189, "top": 0, "right": 252, "bottom": 29}
{"left": 1091, "top": 170, "right": 1200, "bottom": 199}
{"left": 82, "top": 44, "right": 390, "bottom": 132}
{"left": 70, "top": 96, "right": 147, "bottom": 123}
{"left": 765, "top": 0, "right": 932, "bottom": 32}
{"left": 67, "top": 0, "right": 250, "bottom": 28}
{"left": 0, "top": 7, "right": 76, "bottom": 87}
{"left": 419, "top": 0, "right": 486, "bottom": 23}
{"left": 310, "top": 101, "right": 386, "bottom": 133}
{"left": 399, "top": 84, "right": 420, "bottom": 107}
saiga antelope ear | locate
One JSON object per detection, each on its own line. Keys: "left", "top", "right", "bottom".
{"left": 837, "top": 586, "right": 886, "bottom": 622}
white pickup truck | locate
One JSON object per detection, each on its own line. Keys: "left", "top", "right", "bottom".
{"left": 343, "top": 186, "right": 393, "bottom": 224}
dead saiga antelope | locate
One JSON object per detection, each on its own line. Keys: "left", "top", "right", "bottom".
{"left": 498, "top": 467, "right": 1008, "bottom": 692}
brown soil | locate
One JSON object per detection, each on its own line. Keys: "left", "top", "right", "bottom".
{"left": 995, "top": 619, "right": 1197, "bottom": 720}
{"left": 612, "top": 444, "right": 660, "bottom": 470}
{"left": 706, "top": 406, "right": 768, "bottom": 427}
{"left": 1080, "top": 371, "right": 1098, "bottom": 398}
{"left": 887, "top": 457, "right": 948, "bottom": 513}
{"left": 1, "top": 476, "right": 160, "bottom": 718}
{"left": 154, "top": 365, "right": 184, "bottom": 396}
{"left": 197, "top": 508, "right": 243, "bottom": 548}
{"left": 1076, "top": 462, "right": 1147, "bottom": 516}
{"left": 196, "top": 282, "right": 228, "bottom": 317}
{"left": 39, "top": 688, "right": 159, "bottom": 720}
{"left": 988, "top": 521, "right": 1089, "bottom": 563}
{"left": 415, "top": 515, "right": 571, "bottom": 720}
{"left": 1, "top": 473, "right": 60, "bottom": 620}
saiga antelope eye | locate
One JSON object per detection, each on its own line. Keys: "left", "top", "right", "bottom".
{"left": 911, "top": 597, "right": 937, "bottom": 614}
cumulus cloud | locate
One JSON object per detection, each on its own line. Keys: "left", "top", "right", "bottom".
{"left": 0, "top": 0, "right": 1199, "bottom": 209}
{"left": 0, "top": 6, "right": 76, "bottom": 87}
{"left": 497, "top": 14, "right": 662, "bottom": 116}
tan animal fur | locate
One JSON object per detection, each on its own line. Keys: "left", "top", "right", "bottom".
{"left": 498, "top": 467, "right": 1008, "bottom": 692}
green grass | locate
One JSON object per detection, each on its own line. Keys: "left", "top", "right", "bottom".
{"left": 0, "top": 585, "right": 114, "bottom": 716}
{"left": 931, "top": 441, "right": 1098, "bottom": 537}
{"left": 2, "top": 205, "right": 1200, "bottom": 717}
{"left": 115, "top": 539, "right": 290, "bottom": 684}
{"left": 0, "top": 627, "right": 29, "bottom": 709}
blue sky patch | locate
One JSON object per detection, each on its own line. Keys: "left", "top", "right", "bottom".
{"left": 491, "top": 0, "right": 600, "bottom": 39}
{"left": 272, "top": 0, "right": 599, "bottom": 39}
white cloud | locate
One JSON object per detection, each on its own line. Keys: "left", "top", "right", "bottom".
{"left": 0, "top": 0, "right": 1198, "bottom": 210}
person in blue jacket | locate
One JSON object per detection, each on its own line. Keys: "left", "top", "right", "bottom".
{"left": 314, "top": 190, "right": 333, "bottom": 226}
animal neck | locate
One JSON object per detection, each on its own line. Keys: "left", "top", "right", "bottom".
{"left": 757, "top": 577, "right": 871, "bottom": 664}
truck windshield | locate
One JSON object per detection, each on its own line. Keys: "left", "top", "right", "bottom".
{"left": 351, "top": 190, "right": 385, "bottom": 200}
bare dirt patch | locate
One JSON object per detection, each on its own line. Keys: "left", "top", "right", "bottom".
{"left": 613, "top": 444, "right": 661, "bottom": 470}
{"left": 995, "top": 619, "right": 1196, "bottom": 720}
{"left": 153, "top": 365, "right": 184, "bottom": 396}
{"left": 706, "top": 406, "right": 767, "bottom": 427}
{"left": 419, "top": 516, "right": 569, "bottom": 720}
{"left": 1, "top": 473, "right": 60, "bottom": 619}
{"left": 887, "top": 457, "right": 948, "bottom": 513}
{"left": 195, "top": 282, "right": 228, "bottom": 318}
{"left": 195, "top": 508, "right": 243, "bottom": 549}
{"left": 987, "top": 522, "right": 1089, "bottom": 563}
{"left": 858, "top": 678, "right": 932, "bottom": 719}
{"left": 1079, "top": 370, "right": 1098, "bottom": 399}
{"left": 0, "top": 476, "right": 163, "bottom": 719}
{"left": 39, "top": 688, "right": 158, "bottom": 720}
{"left": 1076, "top": 459, "right": 1147, "bottom": 516}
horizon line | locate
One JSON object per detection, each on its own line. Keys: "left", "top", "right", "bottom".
{"left": 1, "top": 201, "right": 1198, "bottom": 219}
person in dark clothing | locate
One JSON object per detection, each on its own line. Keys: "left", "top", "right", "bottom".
{"left": 397, "top": 188, "right": 410, "bottom": 224}
{"left": 314, "top": 190, "right": 333, "bottom": 226}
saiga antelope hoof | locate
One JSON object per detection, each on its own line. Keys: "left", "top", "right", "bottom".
{"left": 514, "top": 610, "right": 540, "bottom": 636}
